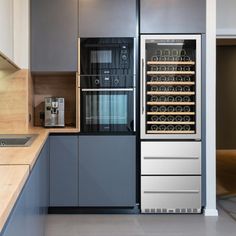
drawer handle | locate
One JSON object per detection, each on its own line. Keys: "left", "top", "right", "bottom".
{"left": 143, "top": 157, "right": 199, "bottom": 160}
{"left": 144, "top": 190, "right": 199, "bottom": 194}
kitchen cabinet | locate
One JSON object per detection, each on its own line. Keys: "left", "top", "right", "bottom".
{"left": 217, "top": 0, "right": 236, "bottom": 36}
{"left": 140, "top": 0, "right": 206, "bottom": 34}
{"left": 50, "top": 135, "right": 79, "bottom": 206}
{"left": 1, "top": 140, "right": 49, "bottom": 236}
{"left": 30, "top": 0, "right": 78, "bottom": 72}
{"left": 0, "top": 0, "right": 14, "bottom": 60}
{"left": 79, "top": 0, "right": 137, "bottom": 37}
{"left": 78, "top": 136, "right": 136, "bottom": 207}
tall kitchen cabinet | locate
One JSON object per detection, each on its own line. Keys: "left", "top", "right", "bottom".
{"left": 30, "top": 0, "right": 78, "bottom": 72}
{"left": 140, "top": 0, "right": 206, "bottom": 34}
{"left": 78, "top": 0, "right": 137, "bottom": 37}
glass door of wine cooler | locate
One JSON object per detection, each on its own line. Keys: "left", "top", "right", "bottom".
{"left": 140, "top": 35, "right": 201, "bottom": 140}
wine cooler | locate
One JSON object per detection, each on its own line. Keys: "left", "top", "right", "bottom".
{"left": 140, "top": 35, "right": 201, "bottom": 140}
{"left": 140, "top": 35, "right": 202, "bottom": 214}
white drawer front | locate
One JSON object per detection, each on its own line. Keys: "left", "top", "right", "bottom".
{"left": 141, "top": 142, "right": 201, "bottom": 175}
{"left": 141, "top": 176, "right": 201, "bottom": 213}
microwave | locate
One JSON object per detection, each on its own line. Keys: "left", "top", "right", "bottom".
{"left": 79, "top": 38, "right": 134, "bottom": 76}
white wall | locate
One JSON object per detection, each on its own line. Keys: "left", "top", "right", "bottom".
{"left": 217, "top": 0, "right": 236, "bottom": 36}
{"left": 0, "top": 0, "right": 14, "bottom": 60}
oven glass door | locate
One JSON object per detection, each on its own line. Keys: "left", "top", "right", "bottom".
{"left": 81, "top": 89, "right": 134, "bottom": 132}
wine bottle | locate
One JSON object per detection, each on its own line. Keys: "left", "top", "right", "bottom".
{"left": 183, "top": 96, "right": 191, "bottom": 102}
{"left": 175, "top": 125, "right": 182, "bottom": 131}
{"left": 167, "top": 96, "right": 175, "bottom": 102}
{"left": 175, "top": 96, "right": 182, "bottom": 102}
{"left": 151, "top": 116, "right": 158, "bottom": 121}
{"left": 151, "top": 106, "right": 158, "bottom": 112}
{"left": 175, "top": 106, "right": 182, "bottom": 112}
{"left": 167, "top": 116, "right": 175, "bottom": 122}
{"left": 183, "top": 116, "right": 191, "bottom": 122}
{"left": 167, "top": 125, "right": 174, "bottom": 131}
{"left": 167, "top": 106, "right": 175, "bottom": 112}
{"left": 159, "top": 116, "right": 166, "bottom": 122}
{"left": 151, "top": 125, "right": 158, "bottom": 130}
{"left": 159, "top": 106, "right": 166, "bottom": 112}
{"left": 183, "top": 106, "right": 191, "bottom": 112}
{"left": 175, "top": 116, "right": 182, "bottom": 122}
{"left": 159, "top": 125, "right": 166, "bottom": 131}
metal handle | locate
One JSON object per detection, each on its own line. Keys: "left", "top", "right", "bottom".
{"left": 143, "top": 157, "right": 199, "bottom": 160}
{"left": 141, "top": 58, "right": 145, "bottom": 114}
{"left": 81, "top": 88, "right": 134, "bottom": 92}
{"left": 144, "top": 190, "right": 199, "bottom": 194}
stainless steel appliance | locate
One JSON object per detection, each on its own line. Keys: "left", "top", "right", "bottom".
{"left": 44, "top": 97, "right": 65, "bottom": 127}
{"left": 140, "top": 35, "right": 202, "bottom": 213}
{"left": 79, "top": 37, "right": 136, "bottom": 133}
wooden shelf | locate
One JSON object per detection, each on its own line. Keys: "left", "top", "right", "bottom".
{"left": 147, "top": 61, "right": 195, "bottom": 65}
{"left": 147, "top": 71, "right": 195, "bottom": 75}
{"left": 147, "top": 81, "right": 195, "bottom": 85}
{"left": 147, "top": 91, "right": 195, "bottom": 95}
{"left": 147, "top": 121, "right": 195, "bottom": 125}
{"left": 147, "top": 130, "right": 195, "bottom": 134}
{"left": 147, "top": 102, "right": 195, "bottom": 105}
{"left": 147, "top": 112, "right": 195, "bottom": 115}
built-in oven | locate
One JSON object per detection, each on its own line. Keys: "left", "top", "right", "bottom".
{"left": 79, "top": 38, "right": 134, "bottom": 75}
{"left": 78, "top": 37, "right": 136, "bottom": 134}
{"left": 80, "top": 75, "right": 135, "bottom": 133}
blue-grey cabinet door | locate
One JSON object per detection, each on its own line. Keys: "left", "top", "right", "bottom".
{"left": 78, "top": 136, "right": 136, "bottom": 207}
{"left": 25, "top": 139, "right": 49, "bottom": 236}
{"left": 31, "top": 0, "right": 78, "bottom": 72}
{"left": 1, "top": 141, "right": 49, "bottom": 236}
{"left": 1, "top": 187, "right": 27, "bottom": 236}
{"left": 140, "top": 0, "right": 206, "bottom": 34}
{"left": 79, "top": 0, "right": 137, "bottom": 37}
{"left": 50, "top": 135, "right": 78, "bottom": 206}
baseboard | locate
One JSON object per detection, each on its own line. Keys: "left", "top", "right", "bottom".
{"left": 48, "top": 206, "right": 140, "bottom": 214}
{"left": 204, "top": 208, "right": 219, "bottom": 216}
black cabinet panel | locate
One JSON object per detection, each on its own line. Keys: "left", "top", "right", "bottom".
{"left": 31, "top": 0, "right": 78, "bottom": 72}
{"left": 79, "top": 0, "right": 137, "bottom": 37}
{"left": 78, "top": 136, "right": 136, "bottom": 207}
{"left": 140, "top": 0, "right": 206, "bottom": 34}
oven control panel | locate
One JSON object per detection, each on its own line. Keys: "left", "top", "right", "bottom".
{"left": 80, "top": 75, "right": 134, "bottom": 88}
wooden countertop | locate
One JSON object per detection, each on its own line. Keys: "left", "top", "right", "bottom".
{"left": 0, "top": 165, "right": 29, "bottom": 233}
{"left": 0, "top": 127, "right": 79, "bottom": 233}
{"left": 0, "top": 127, "right": 79, "bottom": 170}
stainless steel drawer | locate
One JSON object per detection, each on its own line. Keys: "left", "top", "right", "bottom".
{"left": 141, "top": 176, "right": 201, "bottom": 214}
{"left": 141, "top": 142, "right": 201, "bottom": 175}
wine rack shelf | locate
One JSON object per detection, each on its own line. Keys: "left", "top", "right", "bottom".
{"left": 147, "top": 102, "right": 195, "bottom": 105}
{"left": 147, "top": 112, "right": 195, "bottom": 115}
{"left": 147, "top": 61, "right": 195, "bottom": 65}
{"left": 147, "top": 121, "right": 195, "bottom": 125}
{"left": 147, "top": 71, "right": 195, "bottom": 75}
{"left": 147, "top": 130, "right": 195, "bottom": 134}
{"left": 147, "top": 82, "right": 195, "bottom": 85}
{"left": 147, "top": 91, "right": 195, "bottom": 95}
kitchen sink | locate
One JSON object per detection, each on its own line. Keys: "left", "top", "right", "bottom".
{"left": 0, "top": 134, "right": 38, "bottom": 147}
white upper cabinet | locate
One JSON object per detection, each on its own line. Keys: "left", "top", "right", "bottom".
{"left": 217, "top": 0, "right": 236, "bottom": 36}
{"left": 0, "top": 0, "right": 14, "bottom": 61}
{"left": 0, "top": 0, "right": 29, "bottom": 68}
